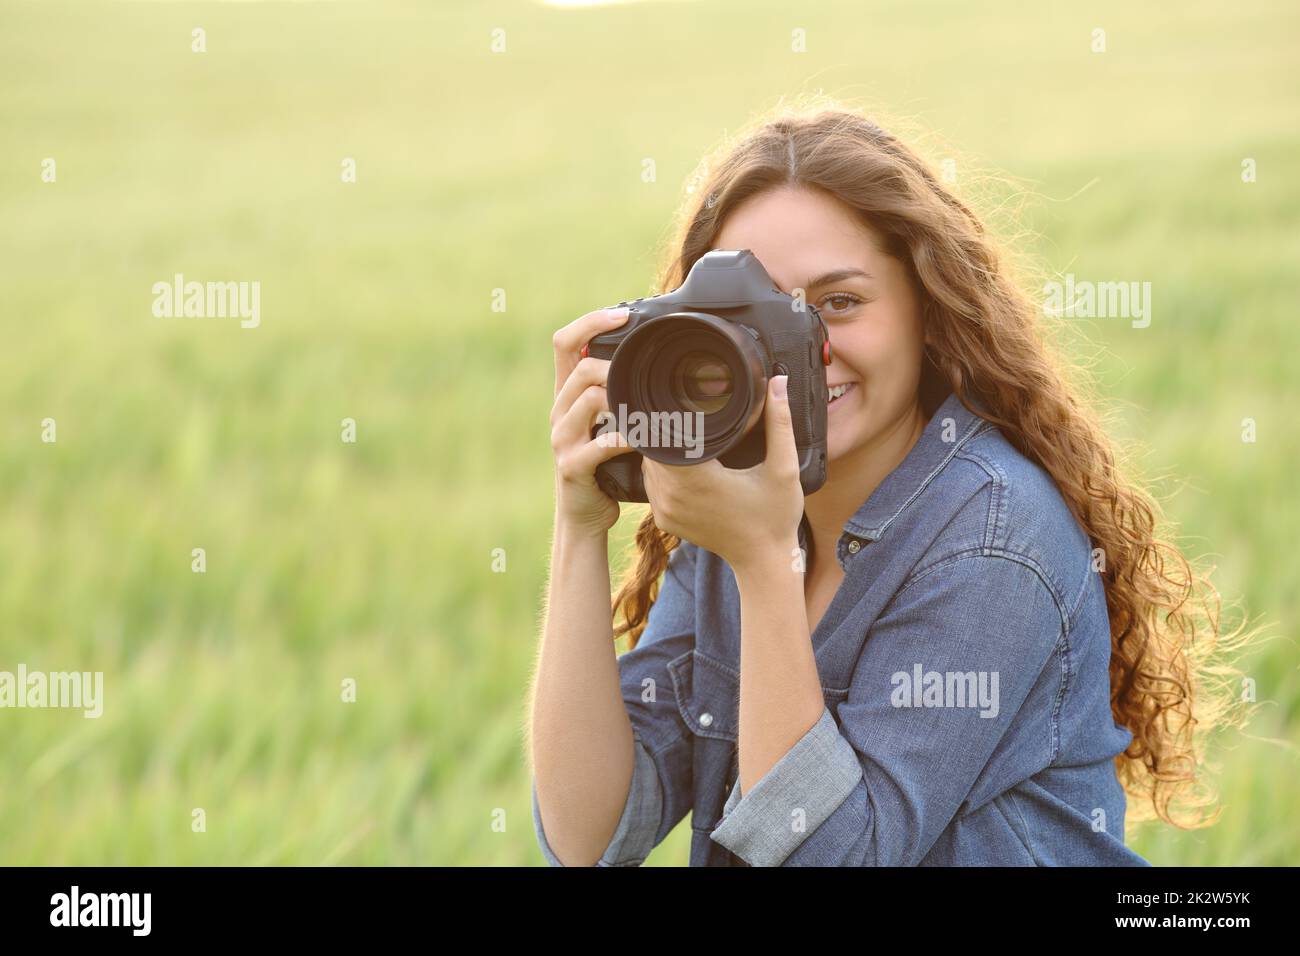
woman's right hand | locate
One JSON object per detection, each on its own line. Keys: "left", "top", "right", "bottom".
{"left": 550, "top": 306, "right": 633, "bottom": 536}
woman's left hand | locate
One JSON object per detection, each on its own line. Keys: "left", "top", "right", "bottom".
{"left": 641, "top": 375, "right": 805, "bottom": 573}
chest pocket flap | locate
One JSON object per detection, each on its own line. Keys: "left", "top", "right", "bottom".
{"left": 668, "top": 649, "right": 739, "bottom": 742}
{"left": 667, "top": 649, "right": 853, "bottom": 744}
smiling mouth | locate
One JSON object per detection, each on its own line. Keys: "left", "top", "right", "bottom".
{"left": 828, "top": 382, "right": 857, "bottom": 407}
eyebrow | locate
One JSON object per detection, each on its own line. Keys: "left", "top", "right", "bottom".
{"left": 805, "top": 267, "right": 873, "bottom": 288}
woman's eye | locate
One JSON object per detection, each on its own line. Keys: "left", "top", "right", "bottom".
{"left": 819, "top": 293, "right": 864, "bottom": 314}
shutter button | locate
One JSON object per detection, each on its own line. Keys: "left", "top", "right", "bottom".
{"left": 699, "top": 712, "right": 713, "bottom": 727}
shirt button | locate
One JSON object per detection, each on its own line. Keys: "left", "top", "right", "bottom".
{"left": 699, "top": 712, "right": 713, "bottom": 727}
{"left": 847, "top": 538, "right": 862, "bottom": 554}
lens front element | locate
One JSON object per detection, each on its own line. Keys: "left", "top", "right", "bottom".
{"left": 672, "top": 351, "right": 733, "bottom": 415}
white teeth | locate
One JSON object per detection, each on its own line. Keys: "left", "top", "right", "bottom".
{"left": 829, "top": 383, "right": 852, "bottom": 401}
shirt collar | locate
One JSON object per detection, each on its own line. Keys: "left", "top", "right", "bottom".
{"left": 796, "top": 390, "right": 991, "bottom": 562}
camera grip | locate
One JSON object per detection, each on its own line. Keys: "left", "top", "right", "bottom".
{"left": 594, "top": 451, "right": 648, "bottom": 503}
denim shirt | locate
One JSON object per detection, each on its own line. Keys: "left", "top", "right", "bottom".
{"left": 532, "top": 389, "right": 1149, "bottom": 866}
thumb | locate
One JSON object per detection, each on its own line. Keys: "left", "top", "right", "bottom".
{"left": 764, "top": 374, "right": 800, "bottom": 475}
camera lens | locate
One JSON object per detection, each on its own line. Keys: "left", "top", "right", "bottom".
{"left": 671, "top": 351, "right": 733, "bottom": 415}
{"left": 605, "top": 311, "right": 767, "bottom": 464}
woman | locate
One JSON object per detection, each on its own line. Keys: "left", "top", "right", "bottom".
{"left": 528, "top": 102, "right": 1245, "bottom": 866}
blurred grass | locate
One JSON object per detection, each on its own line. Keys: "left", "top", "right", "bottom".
{"left": 0, "top": 0, "right": 1295, "bottom": 864}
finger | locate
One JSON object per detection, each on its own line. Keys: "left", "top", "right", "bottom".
{"left": 763, "top": 375, "right": 800, "bottom": 478}
{"left": 551, "top": 382, "right": 613, "bottom": 454}
{"left": 553, "top": 307, "right": 631, "bottom": 396}
{"left": 564, "top": 430, "right": 632, "bottom": 478}
{"left": 550, "top": 355, "right": 609, "bottom": 428}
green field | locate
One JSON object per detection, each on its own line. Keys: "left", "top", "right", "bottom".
{"left": 0, "top": 0, "right": 1296, "bottom": 865}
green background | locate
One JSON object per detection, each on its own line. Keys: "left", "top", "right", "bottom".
{"left": 0, "top": 0, "right": 1295, "bottom": 864}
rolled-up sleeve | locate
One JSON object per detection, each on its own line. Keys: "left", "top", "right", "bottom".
{"left": 711, "top": 553, "right": 1064, "bottom": 866}
{"left": 710, "top": 706, "right": 862, "bottom": 866}
{"left": 532, "top": 730, "right": 664, "bottom": 866}
{"left": 531, "top": 541, "right": 700, "bottom": 866}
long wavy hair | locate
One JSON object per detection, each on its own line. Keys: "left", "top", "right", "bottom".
{"left": 609, "top": 97, "right": 1256, "bottom": 829}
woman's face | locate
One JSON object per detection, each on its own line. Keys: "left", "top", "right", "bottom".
{"left": 711, "top": 185, "right": 928, "bottom": 466}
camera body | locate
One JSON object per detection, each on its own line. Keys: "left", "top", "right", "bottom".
{"left": 582, "top": 249, "right": 831, "bottom": 503}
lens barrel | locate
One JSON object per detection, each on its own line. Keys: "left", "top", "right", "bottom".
{"left": 605, "top": 312, "right": 767, "bottom": 464}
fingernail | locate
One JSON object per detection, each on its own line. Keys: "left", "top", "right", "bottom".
{"left": 608, "top": 307, "right": 630, "bottom": 321}
{"left": 773, "top": 375, "right": 788, "bottom": 399}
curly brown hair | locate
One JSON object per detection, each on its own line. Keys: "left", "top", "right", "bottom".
{"left": 608, "top": 96, "right": 1257, "bottom": 830}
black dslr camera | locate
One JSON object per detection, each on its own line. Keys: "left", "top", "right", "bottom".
{"left": 581, "top": 249, "right": 832, "bottom": 503}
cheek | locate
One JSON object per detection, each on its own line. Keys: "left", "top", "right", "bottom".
{"left": 836, "top": 309, "right": 924, "bottom": 383}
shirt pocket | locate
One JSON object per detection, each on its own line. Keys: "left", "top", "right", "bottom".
{"left": 669, "top": 649, "right": 739, "bottom": 743}
{"left": 670, "top": 648, "right": 853, "bottom": 848}
{"left": 668, "top": 648, "right": 854, "bottom": 742}
{"left": 669, "top": 650, "right": 740, "bottom": 844}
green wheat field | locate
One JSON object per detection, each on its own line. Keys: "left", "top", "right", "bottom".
{"left": 1, "top": 0, "right": 1296, "bottom": 865}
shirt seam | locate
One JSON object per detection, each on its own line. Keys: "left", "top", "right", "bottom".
{"left": 894, "top": 547, "right": 1067, "bottom": 620}
{"left": 1065, "top": 552, "right": 1097, "bottom": 622}
{"left": 846, "top": 416, "right": 991, "bottom": 539}
{"left": 892, "top": 548, "right": 1069, "bottom": 765}
{"left": 952, "top": 444, "right": 1006, "bottom": 552}
{"left": 995, "top": 790, "right": 1043, "bottom": 865}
